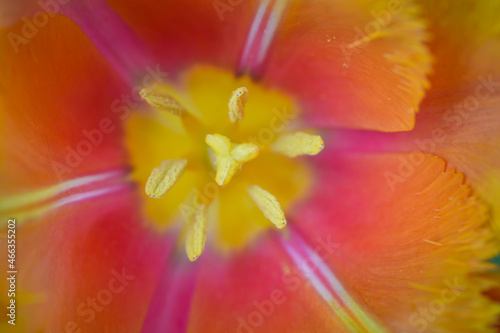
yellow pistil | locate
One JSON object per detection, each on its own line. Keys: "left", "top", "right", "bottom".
{"left": 185, "top": 199, "right": 208, "bottom": 262}
{"left": 247, "top": 185, "right": 287, "bottom": 229}
{"left": 205, "top": 134, "right": 259, "bottom": 186}
{"left": 270, "top": 132, "right": 325, "bottom": 158}
{"left": 140, "top": 88, "right": 187, "bottom": 116}
{"left": 228, "top": 87, "right": 249, "bottom": 123}
{"left": 145, "top": 159, "right": 187, "bottom": 198}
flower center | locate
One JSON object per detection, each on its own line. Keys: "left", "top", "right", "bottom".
{"left": 124, "top": 66, "right": 324, "bottom": 261}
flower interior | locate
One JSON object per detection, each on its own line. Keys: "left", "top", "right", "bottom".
{"left": 125, "top": 65, "right": 324, "bottom": 261}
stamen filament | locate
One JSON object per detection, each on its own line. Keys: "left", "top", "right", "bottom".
{"left": 206, "top": 134, "right": 259, "bottom": 186}
{"left": 145, "top": 159, "right": 187, "bottom": 198}
{"left": 140, "top": 88, "right": 187, "bottom": 116}
{"left": 270, "top": 132, "right": 325, "bottom": 158}
{"left": 247, "top": 185, "right": 287, "bottom": 229}
{"left": 228, "top": 87, "right": 249, "bottom": 123}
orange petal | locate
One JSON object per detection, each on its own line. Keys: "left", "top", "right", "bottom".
{"left": 0, "top": 15, "right": 128, "bottom": 195}
{"left": 394, "top": 1, "right": 500, "bottom": 233}
{"left": 262, "top": 0, "right": 432, "bottom": 132}
{"left": 292, "top": 152, "right": 500, "bottom": 331}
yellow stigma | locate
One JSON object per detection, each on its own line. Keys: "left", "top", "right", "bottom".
{"left": 145, "top": 159, "right": 187, "bottom": 198}
{"left": 228, "top": 87, "right": 249, "bottom": 123}
{"left": 205, "top": 134, "right": 259, "bottom": 186}
{"left": 270, "top": 132, "right": 325, "bottom": 158}
{"left": 247, "top": 185, "right": 287, "bottom": 229}
{"left": 140, "top": 88, "right": 187, "bottom": 116}
{"left": 184, "top": 197, "right": 207, "bottom": 262}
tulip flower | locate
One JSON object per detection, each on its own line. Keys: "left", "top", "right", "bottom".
{"left": 1, "top": 0, "right": 499, "bottom": 332}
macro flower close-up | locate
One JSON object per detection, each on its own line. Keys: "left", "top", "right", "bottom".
{"left": 1, "top": 0, "right": 500, "bottom": 332}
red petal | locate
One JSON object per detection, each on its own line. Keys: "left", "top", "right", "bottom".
{"left": 142, "top": 252, "right": 199, "bottom": 333}
{"left": 106, "top": 0, "right": 260, "bottom": 75}
{"left": 184, "top": 236, "right": 343, "bottom": 332}
{"left": 10, "top": 187, "right": 170, "bottom": 332}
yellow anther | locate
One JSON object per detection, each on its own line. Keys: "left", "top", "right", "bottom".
{"left": 228, "top": 87, "right": 249, "bottom": 123}
{"left": 247, "top": 185, "right": 287, "bottom": 229}
{"left": 185, "top": 200, "right": 207, "bottom": 262}
{"left": 145, "top": 159, "right": 187, "bottom": 198}
{"left": 140, "top": 88, "right": 186, "bottom": 116}
{"left": 270, "top": 132, "right": 325, "bottom": 158}
{"left": 205, "top": 134, "right": 259, "bottom": 186}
